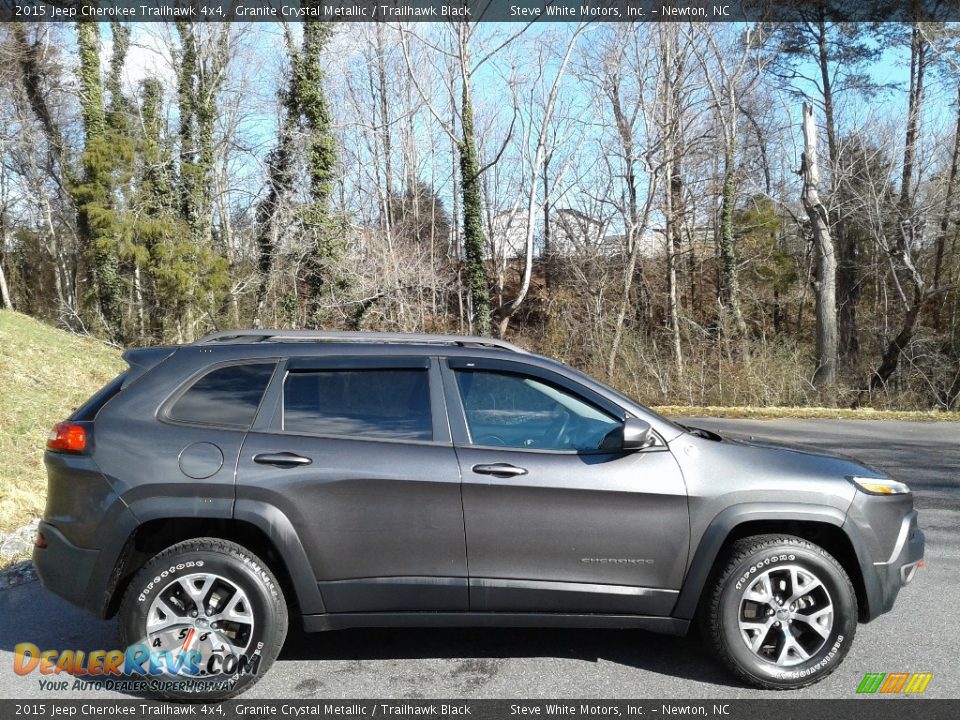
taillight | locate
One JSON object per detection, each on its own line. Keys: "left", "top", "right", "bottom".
{"left": 47, "top": 422, "right": 87, "bottom": 452}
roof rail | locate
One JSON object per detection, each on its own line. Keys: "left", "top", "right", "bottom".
{"left": 194, "top": 329, "right": 528, "bottom": 354}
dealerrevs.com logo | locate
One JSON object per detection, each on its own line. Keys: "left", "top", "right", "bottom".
{"left": 856, "top": 672, "right": 933, "bottom": 695}
{"left": 13, "top": 641, "right": 260, "bottom": 694}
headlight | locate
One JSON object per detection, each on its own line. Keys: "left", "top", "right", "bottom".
{"left": 850, "top": 476, "right": 911, "bottom": 496}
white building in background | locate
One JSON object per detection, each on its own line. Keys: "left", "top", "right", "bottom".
{"left": 547, "top": 209, "right": 609, "bottom": 257}
{"left": 648, "top": 225, "right": 714, "bottom": 255}
{"left": 487, "top": 207, "right": 715, "bottom": 262}
{"left": 488, "top": 208, "right": 616, "bottom": 260}
{"left": 487, "top": 211, "right": 528, "bottom": 260}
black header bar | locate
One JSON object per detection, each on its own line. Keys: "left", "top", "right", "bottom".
{"left": 2, "top": 0, "right": 959, "bottom": 23}
{"left": 1, "top": 700, "right": 959, "bottom": 719}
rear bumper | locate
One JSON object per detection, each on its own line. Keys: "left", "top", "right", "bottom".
{"left": 33, "top": 521, "right": 102, "bottom": 615}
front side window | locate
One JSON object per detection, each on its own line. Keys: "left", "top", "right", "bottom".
{"left": 283, "top": 369, "right": 432, "bottom": 441}
{"left": 168, "top": 363, "right": 276, "bottom": 428}
{"left": 455, "top": 370, "right": 621, "bottom": 451}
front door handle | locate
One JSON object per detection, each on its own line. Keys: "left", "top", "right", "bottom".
{"left": 472, "top": 463, "right": 528, "bottom": 478}
{"left": 253, "top": 452, "right": 312, "bottom": 468}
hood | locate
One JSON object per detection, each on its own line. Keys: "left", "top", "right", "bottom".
{"left": 681, "top": 424, "right": 888, "bottom": 478}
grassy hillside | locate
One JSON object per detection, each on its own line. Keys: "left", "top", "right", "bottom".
{"left": 0, "top": 311, "right": 124, "bottom": 534}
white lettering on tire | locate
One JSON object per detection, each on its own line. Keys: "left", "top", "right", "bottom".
{"left": 734, "top": 554, "right": 796, "bottom": 590}
{"left": 773, "top": 635, "right": 845, "bottom": 679}
{"left": 137, "top": 560, "right": 203, "bottom": 602}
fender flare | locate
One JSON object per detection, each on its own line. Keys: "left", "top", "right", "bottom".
{"left": 671, "top": 502, "right": 848, "bottom": 620}
{"left": 100, "top": 497, "right": 325, "bottom": 616}
{"left": 232, "top": 498, "right": 326, "bottom": 614}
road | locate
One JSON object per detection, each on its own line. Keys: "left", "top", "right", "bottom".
{"left": 1, "top": 419, "right": 957, "bottom": 699}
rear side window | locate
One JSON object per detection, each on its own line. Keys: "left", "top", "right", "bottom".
{"left": 168, "top": 363, "right": 276, "bottom": 428}
{"left": 283, "top": 369, "right": 432, "bottom": 441}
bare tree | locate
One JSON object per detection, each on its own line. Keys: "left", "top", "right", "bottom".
{"left": 576, "top": 25, "right": 661, "bottom": 377}
{"left": 688, "top": 24, "right": 766, "bottom": 333}
{"left": 656, "top": 24, "right": 695, "bottom": 380}
{"left": 800, "top": 102, "right": 838, "bottom": 387}
{"left": 934, "top": 84, "right": 960, "bottom": 331}
{"left": 494, "top": 23, "right": 586, "bottom": 338}
{"left": 399, "top": 22, "right": 532, "bottom": 335}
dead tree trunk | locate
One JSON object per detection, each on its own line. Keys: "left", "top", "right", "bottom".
{"left": 933, "top": 85, "right": 960, "bottom": 331}
{"left": 0, "top": 198, "right": 12, "bottom": 310}
{"left": 0, "top": 262, "right": 10, "bottom": 310}
{"left": 800, "top": 103, "right": 838, "bottom": 387}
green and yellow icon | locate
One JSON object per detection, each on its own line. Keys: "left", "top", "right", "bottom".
{"left": 857, "top": 672, "right": 933, "bottom": 694}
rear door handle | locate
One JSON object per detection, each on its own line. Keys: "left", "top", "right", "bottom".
{"left": 253, "top": 452, "right": 312, "bottom": 468}
{"left": 472, "top": 463, "right": 528, "bottom": 478}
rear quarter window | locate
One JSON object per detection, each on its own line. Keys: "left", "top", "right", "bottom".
{"left": 167, "top": 362, "right": 276, "bottom": 428}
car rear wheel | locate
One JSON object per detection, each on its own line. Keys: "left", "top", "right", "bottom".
{"left": 703, "top": 534, "right": 857, "bottom": 689}
{"left": 118, "top": 538, "right": 287, "bottom": 700}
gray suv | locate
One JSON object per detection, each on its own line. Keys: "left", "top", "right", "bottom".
{"left": 35, "top": 330, "right": 924, "bottom": 699}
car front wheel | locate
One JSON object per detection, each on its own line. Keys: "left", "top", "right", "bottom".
{"left": 704, "top": 534, "right": 857, "bottom": 689}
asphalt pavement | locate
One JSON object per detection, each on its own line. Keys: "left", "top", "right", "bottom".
{"left": 1, "top": 418, "right": 957, "bottom": 699}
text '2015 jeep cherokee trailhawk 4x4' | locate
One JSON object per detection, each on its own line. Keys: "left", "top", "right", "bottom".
{"left": 35, "top": 330, "right": 924, "bottom": 699}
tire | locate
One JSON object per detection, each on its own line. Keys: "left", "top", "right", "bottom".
{"left": 118, "top": 538, "right": 288, "bottom": 701}
{"left": 703, "top": 534, "right": 857, "bottom": 690}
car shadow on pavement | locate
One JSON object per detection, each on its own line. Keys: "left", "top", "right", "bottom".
{"left": 278, "top": 620, "right": 743, "bottom": 688}
{"left": 1, "top": 579, "right": 742, "bottom": 695}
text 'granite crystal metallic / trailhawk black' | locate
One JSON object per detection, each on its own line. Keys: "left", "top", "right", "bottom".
{"left": 34, "top": 330, "right": 924, "bottom": 699}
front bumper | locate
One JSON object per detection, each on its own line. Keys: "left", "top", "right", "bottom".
{"left": 844, "top": 498, "right": 925, "bottom": 622}
{"left": 870, "top": 510, "right": 925, "bottom": 615}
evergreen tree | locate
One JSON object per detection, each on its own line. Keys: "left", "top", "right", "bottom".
{"left": 73, "top": 20, "right": 132, "bottom": 342}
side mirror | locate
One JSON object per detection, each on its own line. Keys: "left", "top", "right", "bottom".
{"left": 622, "top": 418, "right": 654, "bottom": 451}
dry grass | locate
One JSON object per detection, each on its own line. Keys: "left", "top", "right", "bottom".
{"left": 0, "top": 311, "right": 124, "bottom": 534}
{"left": 654, "top": 405, "right": 960, "bottom": 421}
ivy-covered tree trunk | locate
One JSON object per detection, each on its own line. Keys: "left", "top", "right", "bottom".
{"left": 75, "top": 21, "right": 124, "bottom": 342}
{"left": 173, "top": 22, "right": 231, "bottom": 340}
{"left": 254, "top": 92, "right": 297, "bottom": 327}
{"left": 176, "top": 22, "right": 201, "bottom": 244}
{"left": 137, "top": 77, "right": 181, "bottom": 342}
{"left": 296, "top": 15, "right": 339, "bottom": 327}
{"left": 458, "top": 53, "right": 490, "bottom": 336}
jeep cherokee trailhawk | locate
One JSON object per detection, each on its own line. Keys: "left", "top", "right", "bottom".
{"left": 34, "top": 330, "right": 925, "bottom": 698}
